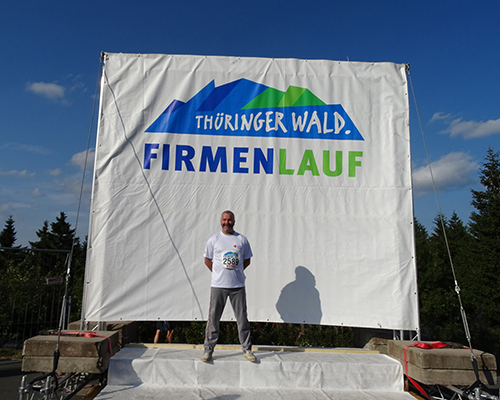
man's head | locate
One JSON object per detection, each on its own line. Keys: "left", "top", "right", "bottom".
{"left": 220, "top": 210, "right": 235, "bottom": 235}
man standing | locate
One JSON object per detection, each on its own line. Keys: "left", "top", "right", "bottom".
{"left": 201, "top": 210, "right": 257, "bottom": 363}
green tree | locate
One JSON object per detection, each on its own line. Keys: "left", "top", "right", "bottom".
{"left": 30, "top": 213, "right": 76, "bottom": 278}
{"left": 436, "top": 212, "right": 474, "bottom": 344}
{"left": 0, "top": 213, "right": 87, "bottom": 342}
{"left": 49, "top": 212, "right": 76, "bottom": 251}
{"left": 415, "top": 217, "right": 434, "bottom": 334}
{"left": 0, "top": 216, "right": 19, "bottom": 336}
{"left": 467, "top": 148, "right": 500, "bottom": 355}
{"left": 0, "top": 215, "right": 17, "bottom": 248}
{"left": 68, "top": 235, "right": 87, "bottom": 323}
{"left": 30, "top": 220, "right": 51, "bottom": 249}
{"left": 0, "top": 216, "right": 24, "bottom": 272}
{"left": 418, "top": 215, "right": 456, "bottom": 340}
{"left": 414, "top": 218, "right": 432, "bottom": 275}
{"left": 30, "top": 213, "right": 75, "bottom": 252}
{"left": 470, "top": 148, "right": 500, "bottom": 243}
{"left": 417, "top": 212, "right": 475, "bottom": 344}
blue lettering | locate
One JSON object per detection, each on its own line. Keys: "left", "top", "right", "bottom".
{"left": 200, "top": 146, "right": 227, "bottom": 173}
{"left": 175, "top": 145, "right": 195, "bottom": 171}
{"left": 144, "top": 143, "right": 159, "bottom": 169}
{"left": 162, "top": 144, "right": 170, "bottom": 170}
{"left": 254, "top": 148, "right": 273, "bottom": 174}
{"left": 233, "top": 147, "right": 249, "bottom": 173}
{"left": 143, "top": 144, "right": 361, "bottom": 177}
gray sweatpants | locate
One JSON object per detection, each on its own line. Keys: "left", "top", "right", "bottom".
{"left": 204, "top": 287, "right": 252, "bottom": 353}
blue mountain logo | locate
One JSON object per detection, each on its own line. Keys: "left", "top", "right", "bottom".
{"left": 146, "top": 78, "right": 363, "bottom": 141}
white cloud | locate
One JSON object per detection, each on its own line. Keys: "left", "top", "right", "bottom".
{"left": 26, "top": 82, "right": 65, "bottom": 100}
{"left": 25, "top": 75, "right": 87, "bottom": 104}
{"left": 412, "top": 152, "right": 478, "bottom": 196}
{"left": 445, "top": 117, "right": 500, "bottom": 139}
{"left": 51, "top": 170, "right": 93, "bottom": 205}
{"left": 0, "top": 169, "right": 35, "bottom": 177}
{"left": 47, "top": 191, "right": 82, "bottom": 205}
{"left": 49, "top": 169, "right": 62, "bottom": 176}
{"left": 32, "top": 188, "right": 44, "bottom": 197}
{"left": 71, "top": 148, "right": 95, "bottom": 171}
{"left": 0, "top": 202, "right": 31, "bottom": 213}
{"left": 430, "top": 112, "right": 451, "bottom": 122}
{"left": 1, "top": 142, "right": 51, "bottom": 155}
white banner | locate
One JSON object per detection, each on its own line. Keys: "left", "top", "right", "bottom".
{"left": 83, "top": 53, "right": 418, "bottom": 330}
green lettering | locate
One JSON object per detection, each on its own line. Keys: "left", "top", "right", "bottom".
{"left": 323, "top": 150, "right": 342, "bottom": 177}
{"left": 298, "top": 150, "right": 319, "bottom": 176}
{"left": 348, "top": 151, "right": 363, "bottom": 177}
{"left": 279, "top": 148, "right": 294, "bottom": 175}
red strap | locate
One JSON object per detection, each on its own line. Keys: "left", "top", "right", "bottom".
{"left": 414, "top": 341, "right": 448, "bottom": 350}
{"left": 404, "top": 343, "right": 430, "bottom": 399}
{"left": 403, "top": 342, "right": 448, "bottom": 398}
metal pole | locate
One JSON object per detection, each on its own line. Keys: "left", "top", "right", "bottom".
{"left": 18, "top": 375, "right": 28, "bottom": 400}
{"left": 67, "top": 296, "right": 72, "bottom": 330}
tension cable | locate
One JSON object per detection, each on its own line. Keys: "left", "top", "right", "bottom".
{"left": 405, "top": 64, "right": 478, "bottom": 378}
{"left": 51, "top": 54, "right": 104, "bottom": 375}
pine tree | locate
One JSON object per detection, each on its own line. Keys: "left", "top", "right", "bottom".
{"left": 49, "top": 212, "right": 76, "bottom": 251}
{"left": 467, "top": 148, "right": 500, "bottom": 355}
{"left": 418, "top": 215, "right": 456, "bottom": 340}
{"left": 415, "top": 218, "right": 432, "bottom": 294}
{"left": 30, "top": 220, "right": 51, "bottom": 249}
{"left": 439, "top": 212, "right": 473, "bottom": 345}
{"left": 417, "top": 212, "right": 475, "bottom": 343}
{"left": 415, "top": 218, "right": 436, "bottom": 338}
{"left": 69, "top": 235, "right": 87, "bottom": 322}
{"left": 0, "top": 215, "right": 17, "bottom": 248}
{"left": 30, "top": 213, "right": 76, "bottom": 251}
{"left": 0, "top": 216, "right": 22, "bottom": 271}
{"left": 470, "top": 147, "right": 500, "bottom": 252}
{"left": 29, "top": 213, "right": 76, "bottom": 277}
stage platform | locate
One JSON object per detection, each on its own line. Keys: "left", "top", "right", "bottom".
{"left": 96, "top": 344, "right": 414, "bottom": 399}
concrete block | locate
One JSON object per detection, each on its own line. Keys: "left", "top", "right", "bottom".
{"left": 353, "top": 328, "right": 392, "bottom": 347}
{"left": 22, "top": 331, "right": 119, "bottom": 373}
{"left": 388, "top": 340, "right": 497, "bottom": 386}
{"left": 364, "top": 336, "right": 390, "bottom": 354}
{"left": 22, "top": 346, "right": 120, "bottom": 374}
{"left": 105, "top": 321, "right": 138, "bottom": 346}
{"left": 67, "top": 320, "right": 138, "bottom": 346}
{"left": 23, "top": 331, "right": 118, "bottom": 357}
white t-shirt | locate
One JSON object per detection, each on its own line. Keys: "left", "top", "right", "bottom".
{"left": 204, "top": 231, "right": 253, "bottom": 288}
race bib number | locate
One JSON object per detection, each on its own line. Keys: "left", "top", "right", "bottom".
{"left": 222, "top": 251, "right": 239, "bottom": 269}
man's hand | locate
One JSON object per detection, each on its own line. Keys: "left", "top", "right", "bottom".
{"left": 204, "top": 257, "right": 213, "bottom": 271}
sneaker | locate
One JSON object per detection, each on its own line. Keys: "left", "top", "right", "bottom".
{"left": 243, "top": 350, "right": 257, "bottom": 363}
{"left": 200, "top": 352, "right": 212, "bottom": 363}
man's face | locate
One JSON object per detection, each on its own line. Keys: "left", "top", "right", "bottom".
{"left": 220, "top": 212, "right": 235, "bottom": 235}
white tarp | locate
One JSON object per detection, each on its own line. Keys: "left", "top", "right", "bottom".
{"left": 83, "top": 53, "right": 418, "bottom": 330}
{"left": 97, "top": 346, "right": 414, "bottom": 399}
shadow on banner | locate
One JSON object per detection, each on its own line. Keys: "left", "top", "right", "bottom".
{"left": 275, "top": 266, "right": 322, "bottom": 324}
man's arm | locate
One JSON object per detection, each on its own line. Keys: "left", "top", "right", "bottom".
{"left": 204, "top": 257, "right": 213, "bottom": 271}
{"left": 243, "top": 258, "right": 251, "bottom": 270}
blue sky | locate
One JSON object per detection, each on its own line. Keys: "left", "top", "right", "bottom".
{"left": 1, "top": 0, "right": 499, "bottom": 246}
